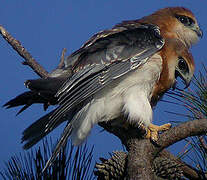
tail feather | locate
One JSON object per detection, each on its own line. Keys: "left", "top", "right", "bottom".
{"left": 4, "top": 77, "right": 66, "bottom": 114}
{"left": 22, "top": 107, "right": 76, "bottom": 149}
{"left": 43, "top": 123, "right": 73, "bottom": 172}
{"left": 22, "top": 109, "right": 66, "bottom": 149}
{"left": 16, "top": 104, "right": 31, "bottom": 116}
{"left": 4, "top": 91, "right": 57, "bottom": 115}
{"left": 25, "top": 77, "right": 66, "bottom": 92}
{"left": 4, "top": 91, "right": 43, "bottom": 108}
{"left": 4, "top": 91, "right": 48, "bottom": 115}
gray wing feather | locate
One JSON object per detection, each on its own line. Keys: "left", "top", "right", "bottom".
{"left": 43, "top": 123, "right": 73, "bottom": 172}
{"left": 47, "top": 24, "right": 164, "bottom": 131}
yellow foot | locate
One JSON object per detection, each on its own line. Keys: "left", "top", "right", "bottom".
{"left": 145, "top": 123, "right": 171, "bottom": 141}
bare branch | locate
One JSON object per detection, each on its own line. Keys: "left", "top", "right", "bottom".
{"left": 0, "top": 25, "right": 49, "bottom": 78}
{"left": 156, "top": 119, "right": 207, "bottom": 151}
{"left": 99, "top": 119, "right": 207, "bottom": 179}
{"left": 58, "top": 48, "right": 66, "bottom": 69}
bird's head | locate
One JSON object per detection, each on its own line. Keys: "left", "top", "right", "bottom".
{"left": 174, "top": 56, "right": 194, "bottom": 89}
{"left": 172, "top": 7, "right": 203, "bottom": 47}
{"left": 141, "top": 7, "right": 203, "bottom": 48}
{"left": 164, "top": 39, "right": 195, "bottom": 89}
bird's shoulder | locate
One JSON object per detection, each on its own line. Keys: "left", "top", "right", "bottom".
{"left": 64, "top": 22, "right": 164, "bottom": 73}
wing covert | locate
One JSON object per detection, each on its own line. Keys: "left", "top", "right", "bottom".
{"left": 48, "top": 24, "right": 164, "bottom": 130}
{"left": 65, "top": 24, "right": 164, "bottom": 70}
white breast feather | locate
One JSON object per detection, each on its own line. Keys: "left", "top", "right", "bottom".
{"left": 71, "top": 54, "right": 162, "bottom": 145}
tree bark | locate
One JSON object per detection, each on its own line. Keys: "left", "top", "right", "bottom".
{"left": 0, "top": 25, "right": 49, "bottom": 78}
{"left": 127, "top": 138, "right": 156, "bottom": 179}
{"left": 98, "top": 119, "right": 207, "bottom": 179}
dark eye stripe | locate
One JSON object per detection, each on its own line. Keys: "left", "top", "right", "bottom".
{"left": 175, "top": 15, "right": 195, "bottom": 27}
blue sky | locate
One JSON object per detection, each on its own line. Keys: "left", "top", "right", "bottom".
{"left": 0, "top": 0, "right": 207, "bottom": 171}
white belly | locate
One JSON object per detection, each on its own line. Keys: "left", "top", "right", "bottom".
{"left": 71, "top": 54, "right": 162, "bottom": 145}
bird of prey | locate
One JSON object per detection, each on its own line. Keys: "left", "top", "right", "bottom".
{"left": 4, "top": 7, "right": 200, "bottom": 167}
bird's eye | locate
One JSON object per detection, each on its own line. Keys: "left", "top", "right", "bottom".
{"left": 178, "top": 57, "right": 189, "bottom": 73}
{"left": 175, "top": 15, "right": 195, "bottom": 27}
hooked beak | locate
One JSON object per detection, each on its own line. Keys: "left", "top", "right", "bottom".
{"left": 183, "top": 78, "right": 191, "bottom": 89}
{"left": 172, "top": 80, "right": 177, "bottom": 90}
{"left": 193, "top": 26, "right": 203, "bottom": 38}
{"left": 174, "top": 70, "right": 192, "bottom": 89}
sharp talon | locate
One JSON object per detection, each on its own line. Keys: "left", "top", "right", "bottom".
{"left": 151, "top": 130, "right": 158, "bottom": 141}
{"left": 143, "top": 123, "right": 171, "bottom": 141}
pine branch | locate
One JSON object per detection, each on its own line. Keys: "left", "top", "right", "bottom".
{"left": 95, "top": 151, "right": 183, "bottom": 180}
{"left": 0, "top": 139, "right": 95, "bottom": 180}
{"left": 95, "top": 149, "right": 207, "bottom": 180}
{"left": 0, "top": 25, "right": 49, "bottom": 78}
{"left": 99, "top": 119, "right": 207, "bottom": 179}
{"left": 157, "top": 119, "right": 207, "bottom": 151}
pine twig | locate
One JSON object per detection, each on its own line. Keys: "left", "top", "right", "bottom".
{"left": 58, "top": 48, "right": 67, "bottom": 69}
{"left": 0, "top": 25, "right": 49, "bottom": 78}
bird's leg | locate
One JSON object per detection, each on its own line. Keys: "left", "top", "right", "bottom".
{"left": 145, "top": 123, "right": 171, "bottom": 141}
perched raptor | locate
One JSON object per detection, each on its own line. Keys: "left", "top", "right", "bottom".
{"left": 4, "top": 7, "right": 200, "bottom": 167}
